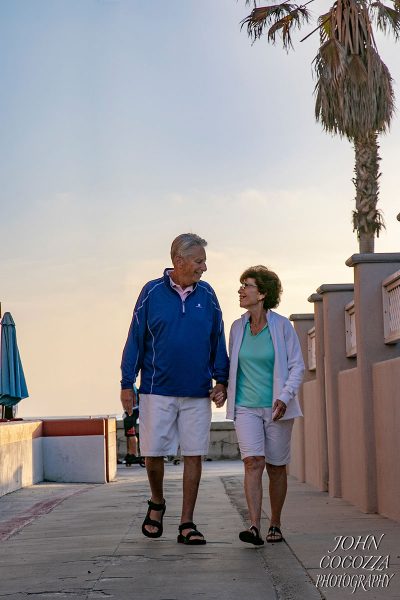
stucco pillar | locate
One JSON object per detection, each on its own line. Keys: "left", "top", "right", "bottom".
{"left": 289, "top": 313, "right": 315, "bottom": 482}
{"left": 316, "top": 284, "right": 354, "bottom": 498}
{"left": 302, "top": 294, "right": 328, "bottom": 491}
{"left": 345, "top": 253, "right": 400, "bottom": 512}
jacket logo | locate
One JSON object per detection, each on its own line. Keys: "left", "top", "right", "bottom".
{"left": 195, "top": 303, "right": 203, "bottom": 309}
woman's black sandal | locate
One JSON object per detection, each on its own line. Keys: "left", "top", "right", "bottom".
{"left": 177, "top": 522, "right": 206, "bottom": 545}
{"left": 266, "top": 525, "right": 283, "bottom": 543}
{"left": 239, "top": 525, "right": 264, "bottom": 546}
{"left": 141, "top": 499, "right": 166, "bottom": 538}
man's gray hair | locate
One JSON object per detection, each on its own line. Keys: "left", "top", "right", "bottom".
{"left": 170, "top": 233, "right": 207, "bottom": 262}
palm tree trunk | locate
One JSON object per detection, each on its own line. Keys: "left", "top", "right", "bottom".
{"left": 352, "top": 132, "right": 384, "bottom": 254}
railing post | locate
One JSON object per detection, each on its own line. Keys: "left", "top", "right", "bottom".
{"left": 303, "top": 293, "right": 328, "bottom": 492}
{"left": 317, "top": 284, "right": 354, "bottom": 498}
{"left": 345, "top": 253, "right": 400, "bottom": 512}
{"left": 289, "top": 313, "right": 315, "bottom": 483}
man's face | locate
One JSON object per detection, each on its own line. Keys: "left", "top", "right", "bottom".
{"left": 178, "top": 246, "right": 207, "bottom": 286}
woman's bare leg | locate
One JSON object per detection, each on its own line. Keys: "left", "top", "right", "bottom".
{"left": 265, "top": 463, "right": 287, "bottom": 540}
{"left": 243, "top": 456, "right": 266, "bottom": 531}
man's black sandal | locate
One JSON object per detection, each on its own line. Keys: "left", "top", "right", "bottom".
{"left": 239, "top": 525, "right": 264, "bottom": 546}
{"left": 141, "top": 499, "right": 166, "bottom": 538}
{"left": 177, "top": 522, "right": 206, "bottom": 545}
{"left": 266, "top": 525, "right": 283, "bottom": 543}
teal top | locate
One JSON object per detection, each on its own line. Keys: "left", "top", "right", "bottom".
{"left": 235, "top": 321, "right": 275, "bottom": 408}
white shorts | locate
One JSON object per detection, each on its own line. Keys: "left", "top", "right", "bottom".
{"left": 234, "top": 406, "right": 294, "bottom": 465}
{"left": 139, "top": 394, "right": 212, "bottom": 457}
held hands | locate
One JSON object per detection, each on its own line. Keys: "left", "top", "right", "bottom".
{"left": 120, "top": 388, "right": 136, "bottom": 416}
{"left": 272, "top": 399, "right": 287, "bottom": 421}
{"left": 209, "top": 383, "right": 227, "bottom": 408}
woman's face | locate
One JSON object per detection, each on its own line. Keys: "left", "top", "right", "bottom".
{"left": 238, "top": 277, "right": 265, "bottom": 309}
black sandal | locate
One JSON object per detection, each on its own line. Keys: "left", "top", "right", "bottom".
{"left": 141, "top": 499, "right": 166, "bottom": 538}
{"left": 266, "top": 525, "right": 283, "bottom": 543}
{"left": 177, "top": 521, "right": 206, "bottom": 545}
{"left": 239, "top": 525, "right": 264, "bottom": 546}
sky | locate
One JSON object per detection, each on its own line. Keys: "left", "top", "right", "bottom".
{"left": 0, "top": 0, "right": 399, "bottom": 419}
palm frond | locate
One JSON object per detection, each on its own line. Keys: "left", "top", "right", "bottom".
{"left": 314, "top": 38, "right": 348, "bottom": 85}
{"left": 352, "top": 207, "right": 385, "bottom": 235}
{"left": 268, "top": 9, "right": 310, "bottom": 48}
{"left": 241, "top": 4, "right": 311, "bottom": 49}
{"left": 370, "top": 1, "right": 400, "bottom": 39}
{"left": 334, "top": 0, "right": 376, "bottom": 53}
{"left": 347, "top": 54, "right": 368, "bottom": 84}
{"left": 366, "top": 47, "right": 394, "bottom": 130}
{"left": 318, "top": 11, "right": 334, "bottom": 43}
{"left": 314, "top": 44, "right": 394, "bottom": 139}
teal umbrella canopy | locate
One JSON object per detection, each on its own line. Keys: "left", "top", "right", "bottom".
{"left": 0, "top": 312, "right": 29, "bottom": 407}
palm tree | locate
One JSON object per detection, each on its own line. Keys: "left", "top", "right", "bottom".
{"left": 242, "top": 0, "right": 400, "bottom": 252}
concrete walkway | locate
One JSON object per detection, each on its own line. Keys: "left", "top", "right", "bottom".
{"left": 0, "top": 461, "right": 399, "bottom": 600}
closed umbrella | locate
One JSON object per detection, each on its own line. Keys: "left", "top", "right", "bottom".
{"left": 0, "top": 312, "right": 29, "bottom": 410}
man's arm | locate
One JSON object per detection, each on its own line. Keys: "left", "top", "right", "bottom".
{"left": 121, "top": 388, "right": 135, "bottom": 415}
{"left": 209, "top": 290, "right": 229, "bottom": 406}
{"left": 121, "top": 384, "right": 139, "bottom": 416}
{"left": 120, "top": 286, "right": 148, "bottom": 410}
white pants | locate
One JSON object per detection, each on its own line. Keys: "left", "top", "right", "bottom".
{"left": 235, "top": 406, "right": 294, "bottom": 465}
{"left": 139, "top": 394, "right": 212, "bottom": 457}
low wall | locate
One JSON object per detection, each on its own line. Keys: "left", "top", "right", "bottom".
{"left": 0, "top": 417, "right": 117, "bottom": 498}
{"left": 0, "top": 421, "right": 43, "bottom": 497}
{"left": 42, "top": 419, "right": 115, "bottom": 484}
{"left": 208, "top": 421, "right": 240, "bottom": 459}
{"left": 116, "top": 419, "right": 240, "bottom": 460}
{"left": 105, "top": 418, "right": 117, "bottom": 483}
{"left": 373, "top": 357, "right": 400, "bottom": 521}
{"left": 5, "top": 412, "right": 322, "bottom": 493}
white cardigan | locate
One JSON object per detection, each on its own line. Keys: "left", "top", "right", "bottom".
{"left": 226, "top": 310, "right": 305, "bottom": 421}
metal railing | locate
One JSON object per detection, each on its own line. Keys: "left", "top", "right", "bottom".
{"left": 345, "top": 300, "right": 357, "bottom": 357}
{"left": 382, "top": 269, "right": 400, "bottom": 344}
{"left": 307, "top": 326, "right": 316, "bottom": 371}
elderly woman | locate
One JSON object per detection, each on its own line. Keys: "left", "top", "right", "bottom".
{"left": 223, "top": 265, "right": 304, "bottom": 545}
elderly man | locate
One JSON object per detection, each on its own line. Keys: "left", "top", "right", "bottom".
{"left": 120, "top": 233, "right": 229, "bottom": 545}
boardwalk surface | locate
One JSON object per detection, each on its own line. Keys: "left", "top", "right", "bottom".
{"left": 0, "top": 461, "right": 398, "bottom": 600}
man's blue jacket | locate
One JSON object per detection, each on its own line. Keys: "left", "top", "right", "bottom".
{"left": 121, "top": 269, "right": 229, "bottom": 397}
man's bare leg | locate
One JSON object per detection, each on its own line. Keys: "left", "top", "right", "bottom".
{"left": 144, "top": 456, "right": 165, "bottom": 535}
{"left": 180, "top": 455, "right": 204, "bottom": 540}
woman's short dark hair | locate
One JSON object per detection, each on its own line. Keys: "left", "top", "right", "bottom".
{"left": 240, "top": 265, "right": 282, "bottom": 310}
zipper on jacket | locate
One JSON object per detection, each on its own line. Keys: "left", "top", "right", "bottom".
{"left": 182, "top": 301, "right": 185, "bottom": 314}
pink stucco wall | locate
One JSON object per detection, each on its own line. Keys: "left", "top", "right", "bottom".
{"left": 338, "top": 368, "right": 369, "bottom": 509}
{"left": 318, "top": 285, "right": 354, "bottom": 498}
{"left": 289, "top": 315, "right": 315, "bottom": 482}
{"left": 347, "top": 255, "right": 400, "bottom": 512}
{"left": 373, "top": 357, "right": 400, "bottom": 521}
{"left": 303, "top": 379, "right": 327, "bottom": 491}
{"left": 290, "top": 416, "right": 305, "bottom": 482}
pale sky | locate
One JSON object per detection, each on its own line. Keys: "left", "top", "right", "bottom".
{"left": 1, "top": 0, "right": 399, "bottom": 418}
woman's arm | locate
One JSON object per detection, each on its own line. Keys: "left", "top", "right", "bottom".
{"left": 278, "top": 319, "right": 305, "bottom": 406}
